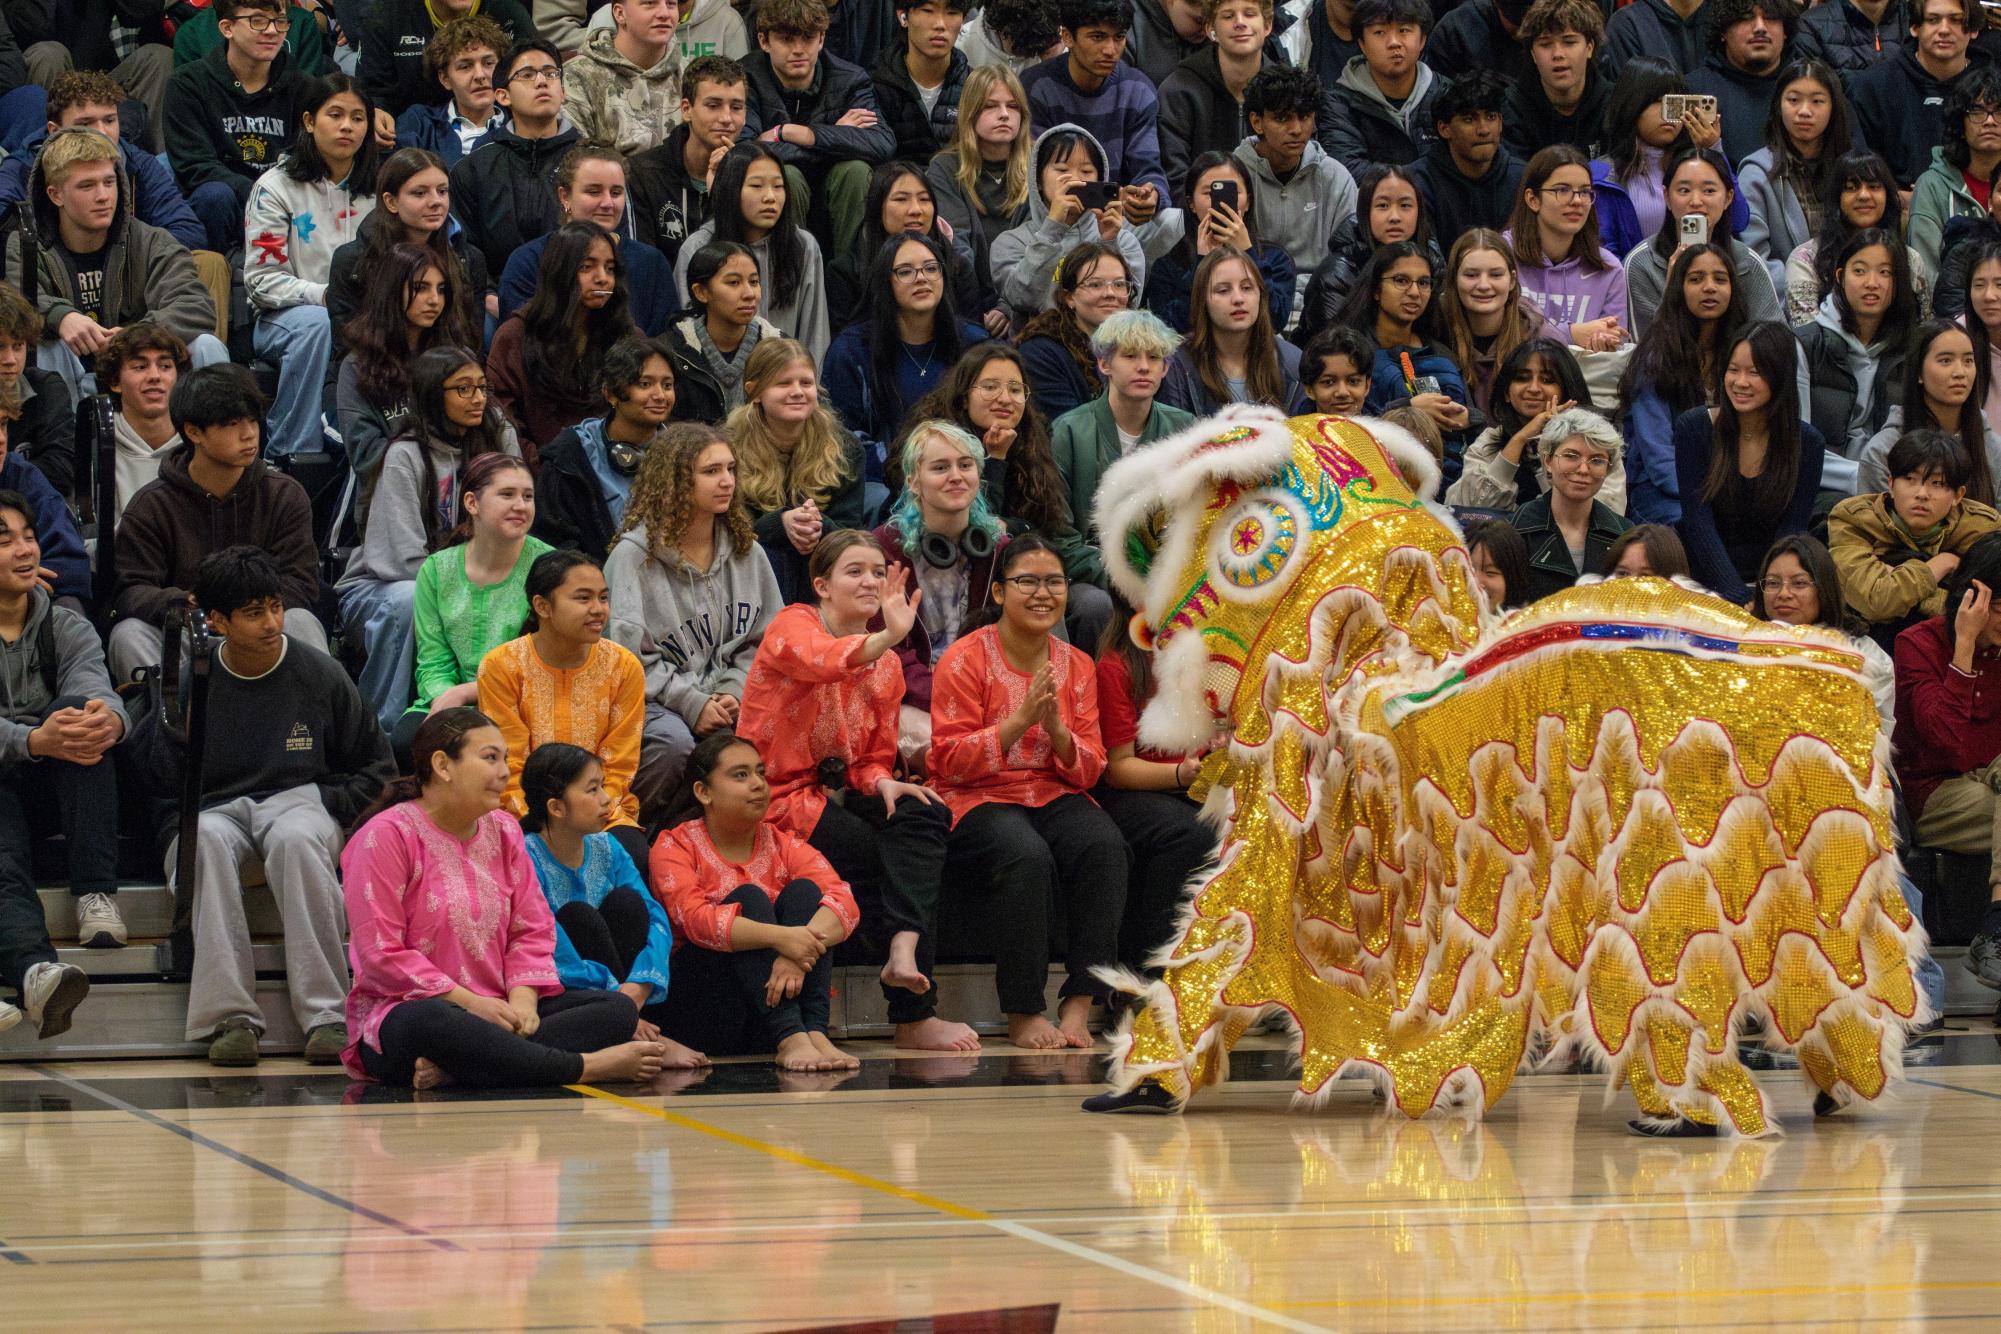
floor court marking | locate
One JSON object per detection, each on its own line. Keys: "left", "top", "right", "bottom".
{"left": 25, "top": 1065, "right": 463, "bottom": 1254}
{"left": 1908, "top": 1076, "right": 2001, "bottom": 1102}
{"left": 568, "top": 1083, "right": 1338, "bottom": 1334}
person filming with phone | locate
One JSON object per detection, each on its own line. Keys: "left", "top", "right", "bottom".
{"left": 1141, "top": 154, "right": 1295, "bottom": 332}
{"left": 1624, "top": 145, "right": 1783, "bottom": 336}
{"left": 993, "top": 124, "right": 1148, "bottom": 326}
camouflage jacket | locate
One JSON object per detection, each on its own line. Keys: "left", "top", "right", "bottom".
{"left": 562, "top": 26, "right": 683, "bottom": 157}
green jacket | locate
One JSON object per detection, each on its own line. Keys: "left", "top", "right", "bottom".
{"left": 1049, "top": 396, "right": 1196, "bottom": 579}
{"left": 1909, "top": 145, "right": 1982, "bottom": 282}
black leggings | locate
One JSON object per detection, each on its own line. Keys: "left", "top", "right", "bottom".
{"left": 359, "top": 990, "right": 639, "bottom": 1088}
{"left": 658, "top": 880, "right": 833, "bottom": 1055}
{"left": 557, "top": 887, "right": 665, "bottom": 1024}
{"left": 807, "top": 794, "right": 951, "bottom": 1025}
{"left": 1094, "top": 786, "right": 1214, "bottom": 972}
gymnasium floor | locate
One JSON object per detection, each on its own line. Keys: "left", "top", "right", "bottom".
{"left": 5, "top": 1023, "right": 2001, "bottom": 1333}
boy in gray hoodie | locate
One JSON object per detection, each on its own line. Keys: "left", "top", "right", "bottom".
{"left": 1231, "top": 65, "right": 1358, "bottom": 324}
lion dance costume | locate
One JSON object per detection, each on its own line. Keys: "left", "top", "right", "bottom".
{"left": 1091, "top": 408, "right": 1927, "bottom": 1135}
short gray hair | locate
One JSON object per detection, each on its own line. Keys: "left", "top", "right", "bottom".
{"left": 1539, "top": 407, "right": 1621, "bottom": 462}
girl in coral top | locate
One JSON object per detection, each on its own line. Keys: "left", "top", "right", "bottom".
{"left": 478, "top": 550, "right": 648, "bottom": 867}
{"left": 340, "top": 708, "right": 668, "bottom": 1090}
{"left": 928, "top": 535, "right": 1129, "bottom": 1051}
{"left": 649, "top": 732, "right": 863, "bottom": 1071}
{"left": 737, "top": 530, "right": 978, "bottom": 1053}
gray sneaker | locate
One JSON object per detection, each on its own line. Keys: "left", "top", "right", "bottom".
{"left": 74, "top": 892, "right": 127, "bottom": 949}
{"left": 1966, "top": 931, "right": 2001, "bottom": 991}
{"left": 22, "top": 962, "right": 89, "bottom": 1039}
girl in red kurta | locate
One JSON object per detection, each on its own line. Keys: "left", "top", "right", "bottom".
{"left": 736, "top": 531, "right": 979, "bottom": 1052}
{"left": 928, "top": 536, "right": 1129, "bottom": 1051}
{"left": 648, "top": 732, "right": 864, "bottom": 1071}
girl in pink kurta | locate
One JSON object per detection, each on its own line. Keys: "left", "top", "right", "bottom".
{"left": 340, "top": 707, "right": 669, "bottom": 1089}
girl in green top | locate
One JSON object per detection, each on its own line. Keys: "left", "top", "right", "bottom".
{"left": 392, "top": 454, "right": 552, "bottom": 766}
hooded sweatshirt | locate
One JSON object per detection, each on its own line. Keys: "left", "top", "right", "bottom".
{"left": 1687, "top": 54, "right": 1787, "bottom": 169}
{"left": 1910, "top": 143, "right": 1985, "bottom": 279}
{"left": 359, "top": 0, "right": 536, "bottom": 117}
{"left": 113, "top": 415, "right": 180, "bottom": 520}
{"left": 1503, "top": 228, "right": 1628, "bottom": 344}
{"left": 163, "top": 45, "right": 301, "bottom": 204}
{"left": 627, "top": 123, "right": 713, "bottom": 263}
{"left": 0, "top": 132, "right": 205, "bottom": 253}
{"left": 1232, "top": 133, "right": 1359, "bottom": 317}
{"left": 1158, "top": 46, "right": 1258, "bottom": 184}
{"left": 563, "top": 25, "right": 684, "bottom": 157}
{"left": 548, "top": 0, "right": 749, "bottom": 60}
{"left": 991, "top": 123, "right": 1151, "bottom": 323}
{"left": 1326, "top": 56, "right": 1441, "bottom": 172}
{"left": 1408, "top": 140, "right": 1525, "bottom": 251}
{"left": 0, "top": 589, "right": 126, "bottom": 765}
{"left": 604, "top": 519, "right": 781, "bottom": 725}
{"left": 339, "top": 429, "right": 521, "bottom": 590}
{"left": 244, "top": 160, "right": 378, "bottom": 312}
{"left": 1605, "top": 0, "right": 1710, "bottom": 75}
{"left": 1850, "top": 45, "right": 1995, "bottom": 187}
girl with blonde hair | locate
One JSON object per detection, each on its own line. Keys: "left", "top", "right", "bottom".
{"left": 926, "top": 64, "right": 1034, "bottom": 254}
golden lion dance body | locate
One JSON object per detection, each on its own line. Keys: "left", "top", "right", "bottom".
{"left": 1092, "top": 407, "right": 1927, "bottom": 1135}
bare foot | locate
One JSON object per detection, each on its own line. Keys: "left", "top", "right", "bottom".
{"left": 807, "top": 1030, "right": 861, "bottom": 1070}
{"left": 894, "top": 1016, "right": 982, "bottom": 1052}
{"left": 411, "top": 1057, "right": 449, "bottom": 1091}
{"left": 658, "top": 1037, "right": 710, "bottom": 1068}
{"left": 1007, "top": 1014, "right": 1069, "bottom": 1050}
{"left": 777, "top": 1032, "right": 835, "bottom": 1071}
{"left": 1057, "top": 996, "right": 1095, "bottom": 1049}
{"left": 879, "top": 931, "right": 931, "bottom": 995}
{"left": 580, "top": 1040, "right": 668, "bottom": 1083}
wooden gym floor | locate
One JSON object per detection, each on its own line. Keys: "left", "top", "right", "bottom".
{"left": 4, "top": 1023, "right": 2001, "bottom": 1333}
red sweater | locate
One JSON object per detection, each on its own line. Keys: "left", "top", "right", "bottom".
{"left": 1892, "top": 616, "right": 2001, "bottom": 818}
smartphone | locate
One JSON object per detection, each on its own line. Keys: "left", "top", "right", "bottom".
{"left": 1071, "top": 181, "right": 1118, "bottom": 211}
{"left": 1680, "top": 212, "right": 1710, "bottom": 248}
{"left": 1660, "top": 93, "right": 1717, "bottom": 124}
{"left": 1412, "top": 376, "right": 1442, "bottom": 397}
{"left": 1207, "top": 179, "right": 1240, "bottom": 214}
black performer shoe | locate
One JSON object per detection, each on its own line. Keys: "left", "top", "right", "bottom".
{"left": 1626, "top": 1116, "right": 1719, "bottom": 1138}
{"left": 1813, "top": 1091, "right": 1843, "bottom": 1118}
{"left": 1082, "top": 1082, "right": 1183, "bottom": 1114}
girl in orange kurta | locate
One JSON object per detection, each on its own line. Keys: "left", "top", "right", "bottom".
{"left": 478, "top": 550, "right": 647, "bottom": 868}
{"left": 648, "top": 733, "right": 863, "bottom": 1071}
{"left": 928, "top": 535, "right": 1128, "bottom": 1052}
{"left": 736, "top": 530, "right": 977, "bottom": 1052}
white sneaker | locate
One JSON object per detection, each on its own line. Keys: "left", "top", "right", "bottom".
{"left": 23, "top": 962, "right": 88, "bottom": 1040}
{"left": 74, "top": 892, "right": 127, "bottom": 949}
{"left": 0, "top": 999, "right": 20, "bottom": 1035}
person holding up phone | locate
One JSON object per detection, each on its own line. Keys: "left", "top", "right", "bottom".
{"left": 992, "top": 124, "right": 1148, "bottom": 325}
{"left": 1623, "top": 145, "right": 1782, "bottom": 337}
{"left": 1141, "top": 153, "right": 1295, "bottom": 332}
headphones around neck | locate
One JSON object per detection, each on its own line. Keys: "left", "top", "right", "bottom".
{"left": 917, "top": 524, "right": 996, "bottom": 570}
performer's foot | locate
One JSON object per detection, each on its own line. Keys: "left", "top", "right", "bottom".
{"left": 1625, "top": 1115, "right": 1718, "bottom": 1138}
{"left": 1082, "top": 1081, "right": 1183, "bottom": 1115}
{"left": 1813, "top": 1091, "right": 1844, "bottom": 1118}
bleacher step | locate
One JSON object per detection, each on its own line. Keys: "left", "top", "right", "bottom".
{"left": 37, "top": 884, "right": 281, "bottom": 941}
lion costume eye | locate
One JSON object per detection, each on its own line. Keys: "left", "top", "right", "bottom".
{"left": 1211, "top": 490, "right": 1304, "bottom": 594}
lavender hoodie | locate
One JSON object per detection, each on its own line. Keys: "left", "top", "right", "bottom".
{"left": 1504, "top": 229, "right": 1627, "bottom": 344}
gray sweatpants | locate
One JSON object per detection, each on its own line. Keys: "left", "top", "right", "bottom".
{"left": 171, "top": 784, "right": 349, "bottom": 1041}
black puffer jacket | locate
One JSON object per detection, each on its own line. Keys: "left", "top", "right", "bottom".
{"left": 871, "top": 48, "right": 969, "bottom": 163}
{"left": 446, "top": 121, "right": 583, "bottom": 279}
{"left": 1796, "top": 0, "right": 1908, "bottom": 78}
{"left": 1795, "top": 320, "right": 1909, "bottom": 456}
{"left": 1293, "top": 216, "right": 1444, "bottom": 346}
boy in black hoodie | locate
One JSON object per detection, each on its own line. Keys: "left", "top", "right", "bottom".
{"left": 1850, "top": 0, "right": 1988, "bottom": 187}
{"left": 629, "top": 55, "right": 751, "bottom": 262}
{"left": 1411, "top": 71, "right": 1526, "bottom": 244}
{"left": 1503, "top": 0, "right": 1615, "bottom": 159}
{"left": 1686, "top": 0, "right": 1799, "bottom": 166}
{"left": 450, "top": 37, "right": 584, "bottom": 277}
{"left": 162, "top": 0, "right": 304, "bottom": 254}
{"left": 1158, "top": 0, "right": 1275, "bottom": 182}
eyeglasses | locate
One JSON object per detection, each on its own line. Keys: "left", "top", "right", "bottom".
{"left": 1383, "top": 273, "right": 1433, "bottom": 292}
{"left": 237, "top": 14, "right": 291, "bottom": 31}
{"left": 1539, "top": 184, "right": 1594, "bottom": 203}
{"left": 1076, "top": 278, "right": 1137, "bottom": 298}
{"left": 1758, "top": 576, "right": 1815, "bottom": 594}
{"left": 974, "top": 379, "right": 1026, "bottom": 398}
{"left": 446, "top": 381, "right": 490, "bottom": 400}
{"left": 891, "top": 261, "right": 943, "bottom": 282}
{"left": 1550, "top": 449, "right": 1611, "bottom": 472}
{"left": 1003, "top": 575, "right": 1069, "bottom": 593}
{"left": 507, "top": 65, "right": 564, "bottom": 85}
{"left": 1972, "top": 107, "right": 2001, "bottom": 125}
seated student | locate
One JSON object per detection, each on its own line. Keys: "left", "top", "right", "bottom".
{"left": 628, "top": 55, "right": 751, "bottom": 269}
{"left": 735, "top": 530, "right": 976, "bottom": 1050}
{"left": 1677, "top": 321, "right": 1826, "bottom": 601}
{"left": 1016, "top": 240, "right": 1135, "bottom": 423}
{"left": 1157, "top": 0, "right": 1278, "bottom": 184}
{"left": 1604, "top": 522, "right": 1693, "bottom": 578}
{"left": 1737, "top": 59, "right": 1851, "bottom": 295}
{"left": 1158, "top": 247, "right": 1306, "bottom": 415}
{"left": 339, "top": 346, "right": 521, "bottom": 732}
{"left": 448, "top": 38, "right": 585, "bottom": 280}
{"left": 649, "top": 731, "right": 862, "bottom": 1069}
{"left": 1588, "top": 58, "right": 1722, "bottom": 260}
{"left": 0, "top": 487, "right": 126, "bottom": 975}
{"left": 520, "top": 741, "right": 710, "bottom": 1065}
{"left": 337, "top": 244, "right": 468, "bottom": 513}
{"left": 498, "top": 146, "right": 677, "bottom": 334}
{"left": 340, "top": 708, "right": 668, "bottom": 1091}
{"left": 478, "top": 549, "right": 650, "bottom": 866}
{"left": 825, "top": 161, "right": 998, "bottom": 334}
{"left": 1093, "top": 587, "right": 1214, "bottom": 977}
{"left": 1893, "top": 532, "right": 2001, "bottom": 989}
{"left": 1142, "top": 153, "right": 1294, "bottom": 336}
{"left": 1684, "top": 0, "right": 1800, "bottom": 168}
{"left": 102, "top": 324, "right": 188, "bottom": 519}
{"left": 1232, "top": 64, "right": 1359, "bottom": 326}
{"left": 872, "top": 0, "right": 972, "bottom": 165}
{"left": 672, "top": 142, "right": 832, "bottom": 361}
{"left": 1325, "top": 0, "right": 1443, "bottom": 174}
{"left": 109, "top": 366, "right": 323, "bottom": 683}
{"left": 1418, "top": 70, "right": 1527, "bottom": 251}
{"left": 1449, "top": 337, "right": 1619, "bottom": 512}
{"left": 164, "top": 0, "right": 307, "bottom": 255}
{"left": 137, "top": 545, "right": 393, "bottom": 1067}
{"left": 1911, "top": 67, "right": 2001, "bottom": 282}
{"left": 1507, "top": 145, "right": 1628, "bottom": 352}
{"left": 1833, "top": 429, "right": 2001, "bottom": 639}
{"left": 992, "top": 125, "right": 1149, "bottom": 328}
{"left": 490, "top": 223, "right": 641, "bottom": 464}
{"left": 1433, "top": 228, "right": 1556, "bottom": 416}
{"left": 1797, "top": 228, "right": 1920, "bottom": 493}
{"left": 726, "top": 338, "right": 869, "bottom": 603}
{"left": 1624, "top": 147, "right": 1782, "bottom": 338}
{"left": 928, "top": 534, "right": 1127, "bottom": 1049}
{"left": 742, "top": 0, "right": 897, "bottom": 262}
{"left": 0, "top": 72, "right": 205, "bottom": 254}
{"left": 0, "top": 285, "right": 74, "bottom": 499}
{"left": 1051, "top": 310, "right": 1194, "bottom": 553}
{"left": 1619, "top": 242, "right": 1750, "bottom": 524}
{"left": 1508, "top": 407, "right": 1634, "bottom": 602}
{"left": 1339, "top": 241, "right": 1471, "bottom": 455}
{"left": 928, "top": 64, "right": 1035, "bottom": 260}
{"left": 1784, "top": 151, "right": 1930, "bottom": 325}
{"left": 1299, "top": 325, "right": 1377, "bottom": 416}
{"left": 244, "top": 74, "right": 380, "bottom": 458}
{"left": 663, "top": 242, "right": 783, "bottom": 424}
{"left": 392, "top": 15, "right": 508, "bottom": 169}
{"left": 1021, "top": 0, "right": 1172, "bottom": 210}
{"left": 1502, "top": 0, "right": 1612, "bottom": 163}
{"left": 174, "top": 1, "right": 330, "bottom": 75}
{"left": 607, "top": 423, "right": 779, "bottom": 819}
{"left": 562, "top": 0, "right": 685, "bottom": 158}
{"left": 0, "top": 404, "right": 86, "bottom": 614}
{"left": 360, "top": 0, "right": 535, "bottom": 120}
{"left": 327, "top": 148, "right": 492, "bottom": 369}
{"left": 824, "top": 233, "right": 988, "bottom": 453}
{"left": 399, "top": 454, "right": 550, "bottom": 763}
{"left": 1461, "top": 514, "right": 1531, "bottom": 612}
{"left": 1859, "top": 320, "right": 2001, "bottom": 497}
{"left": 536, "top": 335, "right": 677, "bottom": 558}
{"left": 1296, "top": 162, "right": 1441, "bottom": 347}
{"left": 9, "top": 129, "right": 225, "bottom": 401}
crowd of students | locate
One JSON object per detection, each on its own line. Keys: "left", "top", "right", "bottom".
{"left": 0, "top": 0, "right": 1995, "bottom": 1072}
